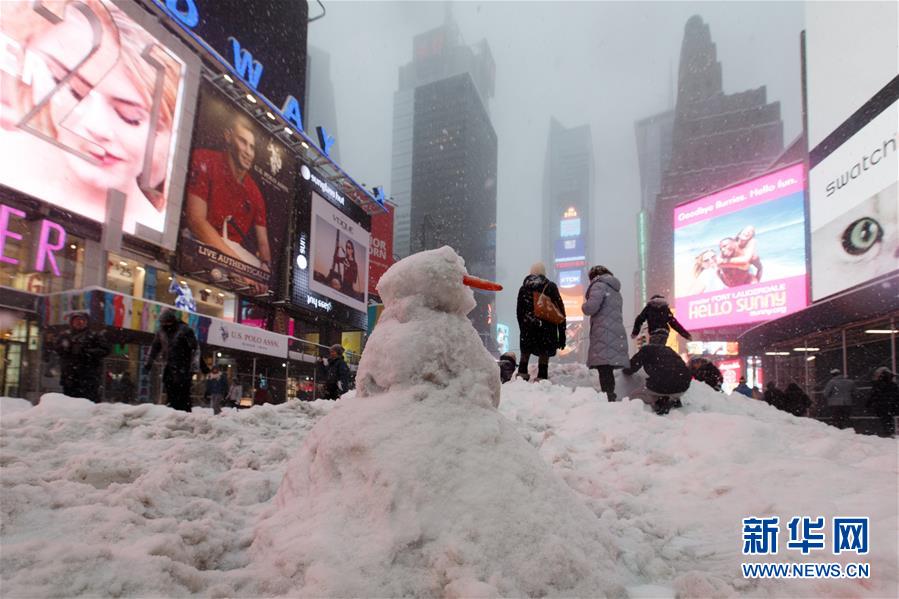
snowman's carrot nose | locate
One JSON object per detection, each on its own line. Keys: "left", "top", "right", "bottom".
{"left": 463, "top": 275, "right": 503, "bottom": 291}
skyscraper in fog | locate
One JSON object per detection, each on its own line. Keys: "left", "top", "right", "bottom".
{"left": 391, "top": 16, "right": 497, "bottom": 346}
{"left": 541, "top": 118, "right": 594, "bottom": 362}
{"left": 305, "top": 46, "right": 340, "bottom": 162}
{"left": 648, "top": 15, "right": 784, "bottom": 301}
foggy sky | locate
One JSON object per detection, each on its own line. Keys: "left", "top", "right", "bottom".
{"left": 307, "top": 1, "right": 805, "bottom": 349}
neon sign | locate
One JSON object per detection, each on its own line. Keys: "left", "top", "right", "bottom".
{"left": 0, "top": 203, "right": 66, "bottom": 277}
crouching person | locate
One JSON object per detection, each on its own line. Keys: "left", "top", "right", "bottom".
{"left": 498, "top": 352, "right": 518, "bottom": 383}
{"left": 621, "top": 343, "right": 692, "bottom": 415}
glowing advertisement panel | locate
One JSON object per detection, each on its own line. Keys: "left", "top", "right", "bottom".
{"left": 809, "top": 101, "right": 898, "bottom": 301}
{"left": 309, "top": 193, "right": 370, "bottom": 314}
{"left": 0, "top": 0, "right": 186, "bottom": 239}
{"left": 673, "top": 163, "right": 808, "bottom": 330}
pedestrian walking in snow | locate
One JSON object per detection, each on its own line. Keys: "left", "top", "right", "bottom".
{"left": 631, "top": 295, "right": 691, "bottom": 345}
{"left": 498, "top": 352, "right": 517, "bottom": 383}
{"left": 144, "top": 309, "right": 205, "bottom": 412}
{"left": 206, "top": 366, "right": 228, "bottom": 415}
{"left": 734, "top": 377, "right": 753, "bottom": 398}
{"left": 822, "top": 368, "right": 858, "bottom": 430}
{"left": 622, "top": 343, "right": 692, "bottom": 414}
{"left": 866, "top": 367, "right": 898, "bottom": 437}
{"left": 783, "top": 382, "right": 811, "bottom": 417}
{"left": 516, "top": 262, "right": 566, "bottom": 381}
{"left": 53, "top": 311, "right": 111, "bottom": 402}
{"left": 317, "top": 344, "right": 351, "bottom": 400}
{"left": 582, "top": 265, "right": 629, "bottom": 401}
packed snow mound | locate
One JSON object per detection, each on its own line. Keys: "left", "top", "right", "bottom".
{"left": 357, "top": 246, "right": 500, "bottom": 408}
{"left": 502, "top": 379, "right": 898, "bottom": 599}
{"left": 0, "top": 394, "right": 334, "bottom": 598}
{"left": 252, "top": 380, "right": 629, "bottom": 598}
{"left": 0, "top": 396, "right": 32, "bottom": 419}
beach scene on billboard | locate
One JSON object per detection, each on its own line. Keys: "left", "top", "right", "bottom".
{"left": 0, "top": 0, "right": 185, "bottom": 235}
{"left": 178, "top": 82, "right": 296, "bottom": 295}
{"left": 310, "top": 193, "right": 370, "bottom": 313}
{"left": 673, "top": 164, "right": 808, "bottom": 330}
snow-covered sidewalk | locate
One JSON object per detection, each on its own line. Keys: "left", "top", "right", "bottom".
{"left": 1, "top": 373, "right": 896, "bottom": 597}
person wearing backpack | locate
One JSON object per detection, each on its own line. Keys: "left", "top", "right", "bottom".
{"left": 515, "top": 262, "right": 566, "bottom": 381}
{"left": 582, "top": 265, "right": 629, "bottom": 401}
{"left": 144, "top": 309, "right": 205, "bottom": 412}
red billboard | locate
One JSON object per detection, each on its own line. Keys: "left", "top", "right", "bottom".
{"left": 368, "top": 203, "right": 394, "bottom": 296}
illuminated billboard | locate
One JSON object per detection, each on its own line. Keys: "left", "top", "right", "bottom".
{"left": 673, "top": 163, "right": 808, "bottom": 330}
{"left": 809, "top": 100, "right": 898, "bottom": 301}
{"left": 309, "top": 193, "right": 370, "bottom": 313}
{"left": 0, "top": 0, "right": 187, "bottom": 241}
{"left": 178, "top": 82, "right": 296, "bottom": 295}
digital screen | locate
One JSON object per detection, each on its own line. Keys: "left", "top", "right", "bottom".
{"left": 686, "top": 341, "right": 739, "bottom": 356}
{"left": 0, "top": 0, "right": 186, "bottom": 238}
{"left": 560, "top": 218, "right": 580, "bottom": 238}
{"left": 495, "top": 323, "right": 510, "bottom": 354}
{"left": 309, "top": 193, "right": 370, "bottom": 314}
{"left": 558, "top": 270, "right": 582, "bottom": 288}
{"left": 177, "top": 82, "right": 296, "bottom": 295}
{"left": 809, "top": 100, "right": 898, "bottom": 301}
{"left": 673, "top": 163, "right": 809, "bottom": 330}
{"left": 554, "top": 236, "right": 585, "bottom": 263}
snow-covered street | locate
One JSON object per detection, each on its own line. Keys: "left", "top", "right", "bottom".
{"left": 2, "top": 373, "right": 896, "bottom": 597}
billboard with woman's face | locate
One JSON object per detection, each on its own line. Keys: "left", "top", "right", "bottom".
{"left": 673, "top": 163, "right": 809, "bottom": 330}
{"left": 309, "top": 193, "right": 369, "bottom": 313}
{"left": 0, "top": 0, "right": 186, "bottom": 237}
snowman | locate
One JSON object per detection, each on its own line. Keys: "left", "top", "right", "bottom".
{"left": 354, "top": 245, "right": 502, "bottom": 407}
{"left": 252, "top": 247, "right": 627, "bottom": 597}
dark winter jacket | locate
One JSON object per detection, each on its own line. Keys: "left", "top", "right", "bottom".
{"left": 319, "top": 355, "right": 351, "bottom": 399}
{"left": 867, "top": 377, "right": 899, "bottom": 417}
{"left": 763, "top": 384, "right": 787, "bottom": 410}
{"left": 147, "top": 321, "right": 199, "bottom": 383}
{"left": 690, "top": 359, "right": 723, "bottom": 392}
{"left": 734, "top": 383, "right": 753, "bottom": 398}
{"left": 622, "top": 344, "right": 692, "bottom": 395}
{"left": 498, "top": 353, "right": 517, "bottom": 383}
{"left": 516, "top": 274, "right": 566, "bottom": 356}
{"left": 582, "top": 274, "right": 629, "bottom": 368}
{"left": 54, "top": 325, "right": 111, "bottom": 388}
{"left": 206, "top": 372, "right": 229, "bottom": 396}
{"left": 822, "top": 375, "right": 857, "bottom": 407}
{"left": 631, "top": 297, "right": 691, "bottom": 340}
{"left": 783, "top": 383, "right": 811, "bottom": 417}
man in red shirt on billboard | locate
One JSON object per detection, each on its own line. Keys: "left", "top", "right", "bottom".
{"left": 185, "top": 114, "right": 272, "bottom": 273}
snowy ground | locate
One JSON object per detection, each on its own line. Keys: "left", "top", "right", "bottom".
{"left": 1, "top": 368, "right": 896, "bottom": 598}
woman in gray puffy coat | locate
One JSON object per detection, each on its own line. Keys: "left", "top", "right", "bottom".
{"left": 582, "top": 265, "right": 629, "bottom": 401}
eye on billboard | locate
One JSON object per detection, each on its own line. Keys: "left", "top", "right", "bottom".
{"left": 177, "top": 81, "right": 296, "bottom": 295}
{"left": 0, "top": 0, "right": 186, "bottom": 240}
{"left": 809, "top": 100, "right": 898, "bottom": 301}
{"left": 673, "top": 163, "right": 808, "bottom": 330}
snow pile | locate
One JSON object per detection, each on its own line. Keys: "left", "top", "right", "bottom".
{"left": 0, "top": 349, "right": 896, "bottom": 597}
{"left": 355, "top": 246, "right": 500, "bottom": 407}
{"left": 0, "top": 396, "right": 334, "bottom": 597}
{"left": 502, "top": 377, "right": 899, "bottom": 598}
{"left": 252, "top": 247, "right": 628, "bottom": 597}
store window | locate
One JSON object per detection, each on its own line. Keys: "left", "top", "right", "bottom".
{"left": 106, "top": 254, "right": 146, "bottom": 297}
{"left": 154, "top": 272, "right": 235, "bottom": 320}
{"left": 0, "top": 208, "right": 84, "bottom": 294}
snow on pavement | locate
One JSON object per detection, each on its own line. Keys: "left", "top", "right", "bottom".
{"left": 1, "top": 375, "right": 897, "bottom": 597}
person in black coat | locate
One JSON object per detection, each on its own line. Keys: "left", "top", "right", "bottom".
{"left": 689, "top": 357, "right": 723, "bottom": 392}
{"left": 144, "top": 309, "right": 203, "bottom": 412}
{"left": 498, "top": 352, "right": 517, "bottom": 383}
{"left": 516, "top": 262, "right": 566, "bottom": 381}
{"left": 317, "top": 344, "right": 351, "bottom": 400}
{"left": 53, "top": 311, "right": 110, "bottom": 402}
{"left": 783, "top": 382, "right": 811, "bottom": 417}
{"left": 631, "top": 295, "right": 692, "bottom": 345}
{"left": 622, "top": 344, "right": 692, "bottom": 414}
{"left": 763, "top": 382, "right": 787, "bottom": 411}
{"left": 867, "top": 367, "right": 899, "bottom": 437}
